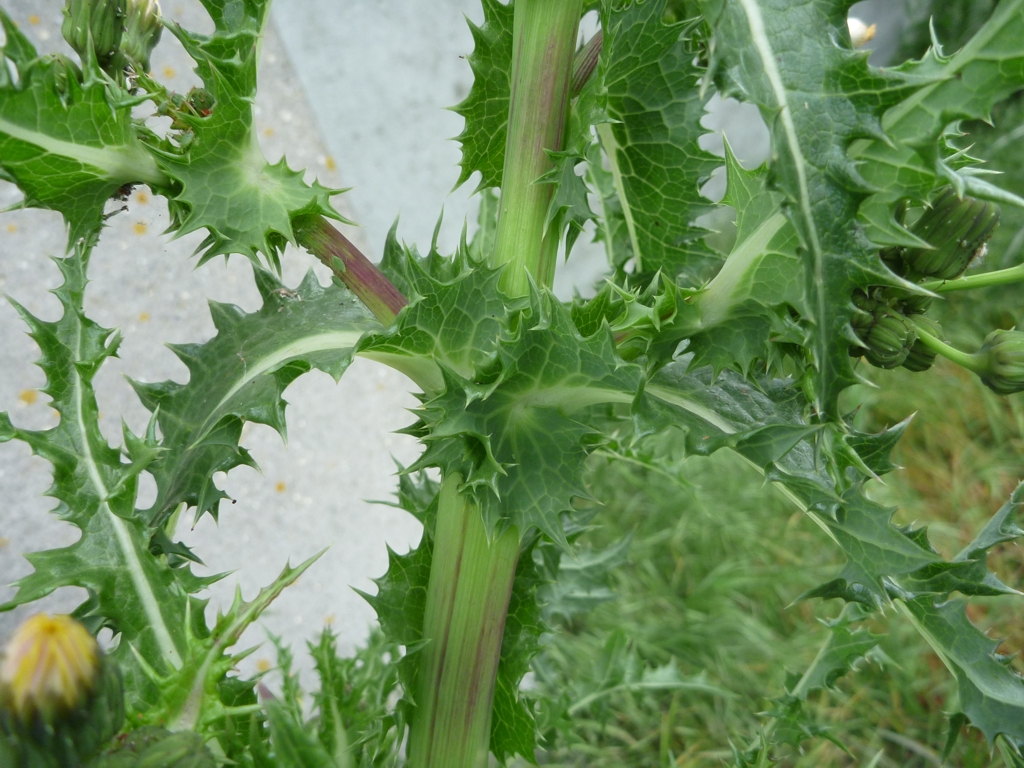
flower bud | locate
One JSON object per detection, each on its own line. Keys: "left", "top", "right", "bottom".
{"left": 893, "top": 289, "right": 933, "bottom": 316}
{"left": 121, "top": 0, "right": 162, "bottom": 73}
{"left": 186, "top": 88, "right": 215, "bottom": 115}
{"left": 978, "top": 329, "right": 1024, "bottom": 395}
{"left": 0, "top": 614, "right": 98, "bottom": 722}
{"left": 902, "top": 316, "right": 942, "bottom": 372}
{"left": 851, "top": 300, "right": 917, "bottom": 369}
{"left": 900, "top": 189, "right": 1000, "bottom": 280}
{"left": 0, "top": 614, "right": 124, "bottom": 765}
{"left": 62, "top": 0, "right": 128, "bottom": 70}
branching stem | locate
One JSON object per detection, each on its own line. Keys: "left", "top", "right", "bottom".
{"left": 912, "top": 321, "right": 982, "bottom": 373}
{"left": 922, "top": 262, "right": 1024, "bottom": 293}
{"left": 293, "top": 215, "right": 408, "bottom": 326}
{"left": 571, "top": 30, "right": 603, "bottom": 97}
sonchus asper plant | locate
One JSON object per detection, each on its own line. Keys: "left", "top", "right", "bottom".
{"left": 2, "top": 0, "right": 1024, "bottom": 765}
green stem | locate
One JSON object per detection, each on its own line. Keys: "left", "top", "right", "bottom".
{"left": 406, "top": 4, "right": 582, "bottom": 765}
{"left": 490, "top": 0, "right": 584, "bottom": 297}
{"left": 922, "top": 263, "right": 1024, "bottom": 293}
{"left": 912, "top": 321, "right": 983, "bottom": 373}
{"left": 406, "top": 474, "right": 520, "bottom": 768}
{"left": 293, "top": 215, "right": 408, "bottom": 326}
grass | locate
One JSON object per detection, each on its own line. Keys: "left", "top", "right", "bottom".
{"left": 531, "top": 359, "right": 1024, "bottom": 767}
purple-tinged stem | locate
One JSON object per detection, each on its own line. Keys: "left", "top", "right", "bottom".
{"left": 571, "top": 29, "right": 603, "bottom": 97}
{"left": 490, "top": 0, "right": 585, "bottom": 297}
{"left": 294, "top": 216, "right": 407, "bottom": 326}
{"left": 406, "top": 474, "right": 520, "bottom": 768}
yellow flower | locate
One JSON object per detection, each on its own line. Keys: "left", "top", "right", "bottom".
{"left": 0, "top": 614, "right": 99, "bottom": 721}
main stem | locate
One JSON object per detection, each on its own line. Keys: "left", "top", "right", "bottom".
{"left": 490, "top": 0, "right": 583, "bottom": 296}
{"left": 407, "top": 475, "right": 520, "bottom": 768}
{"left": 407, "top": 3, "right": 582, "bottom": 766}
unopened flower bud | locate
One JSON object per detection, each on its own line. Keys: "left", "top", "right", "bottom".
{"left": 0, "top": 614, "right": 124, "bottom": 764}
{"left": 0, "top": 614, "right": 98, "bottom": 722}
{"left": 847, "top": 17, "right": 877, "bottom": 48}
{"left": 62, "top": 0, "right": 128, "bottom": 70}
{"left": 894, "top": 289, "right": 933, "bottom": 316}
{"left": 851, "top": 300, "right": 917, "bottom": 369}
{"left": 978, "top": 330, "right": 1024, "bottom": 395}
{"left": 121, "top": 0, "right": 162, "bottom": 73}
{"left": 902, "top": 316, "right": 942, "bottom": 372}
{"left": 900, "top": 189, "right": 1000, "bottom": 280}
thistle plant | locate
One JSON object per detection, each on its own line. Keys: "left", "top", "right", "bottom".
{"left": 2, "top": 0, "right": 1024, "bottom": 766}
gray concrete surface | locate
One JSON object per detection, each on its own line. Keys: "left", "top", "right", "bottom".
{"left": 1, "top": 0, "right": 906, "bottom": 687}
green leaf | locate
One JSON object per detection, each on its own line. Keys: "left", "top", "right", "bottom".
{"left": 882, "top": 484, "right": 1024, "bottom": 601}
{"left": 156, "top": 0, "right": 342, "bottom": 266}
{"left": 359, "top": 234, "right": 510, "bottom": 393}
{"left": 490, "top": 540, "right": 546, "bottom": 764}
{"left": 956, "top": 483, "right": 1024, "bottom": 563}
{"left": 789, "top": 613, "right": 880, "bottom": 699}
{"left": 360, "top": 540, "right": 432, "bottom": 658}
{"left": 133, "top": 268, "right": 378, "bottom": 529}
{"left": 308, "top": 628, "right": 402, "bottom": 767}
{"left": 410, "top": 290, "right": 642, "bottom": 546}
{"left": 538, "top": 535, "right": 631, "bottom": 622}
{"left": 541, "top": 149, "right": 595, "bottom": 259}
{"left": 263, "top": 694, "right": 336, "bottom": 768}
{"left": 854, "top": 0, "right": 1024, "bottom": 245}
{"left": 0, "top": 11, "right": 165, "bottom": 244}
{"left": 468, "top": 187, "right": 501, "bottom": 265}
{"left": 562, "top": 630, "right": 727, "bottom": 716}
{"left": 598, "top": 0, "right": 720, "bottom": 284}
{"left": 670, "top": 145, "right": 802, "bottom": 374}
{"left": 640, "top": 363, "right": 942, "bottom": 606}
{"left": 357, "top": 535, "right": 432, "bottom": 717}
{"left": 756, "top": 607, "right": 880, "bottom": 753}
{"left": 537, "top": 66, "right": 608, "bottom": 260}
{"left": 86, "top": 729, "right": 218, "bottom": 768}
{"left": 700, "top": 0, "right": 916, "bottom": 416}
{"left": 452, "top": 0, "right": 514, "bottom": 191}
{"left": 0, "top": 241, "right": 205, "bottom": 712}
{"left": 146, "top": 552, "right": 324, "bottom": 733}
{"left": 901, "top": 597, "right": 1024, "bottom": 752}
{"left": 842, "top": 415, "right": 911, "bottom": 477}
{"left": 641, "top": 365, "right": 1024, "bottom": 750}
{"left": 896, "top": 0, "right": 1000, "bottom": 62}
